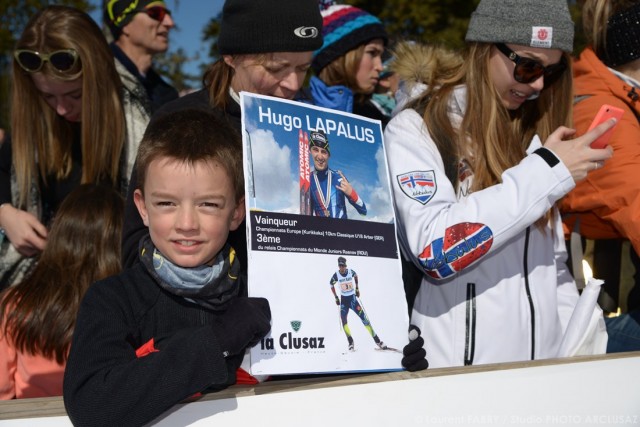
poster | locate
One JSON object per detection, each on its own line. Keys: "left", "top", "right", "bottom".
{"left": 241, "top": 92, "right": 408, "bottom": 375}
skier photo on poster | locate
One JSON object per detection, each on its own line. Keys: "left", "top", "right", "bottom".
{"left": 330, "top": 256, "right": 401, "bottom": 353}
{"left": 241, "top": 92, "right": 408, "bottom": 375}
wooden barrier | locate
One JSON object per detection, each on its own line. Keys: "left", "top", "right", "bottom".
{"left": 1, "top": 352, "right": 639, "bottom": 426}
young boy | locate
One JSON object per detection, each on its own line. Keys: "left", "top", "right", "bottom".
{"left": 63, "top": 109, "right": 271, "bottom": 427}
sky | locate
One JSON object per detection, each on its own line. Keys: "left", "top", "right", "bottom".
{"left": 89, "top": 0, "right": 225, "bottom": 78}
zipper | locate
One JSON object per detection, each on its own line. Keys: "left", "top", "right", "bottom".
{"left": 464, "top": 282, "right": 476, "bottom": 366}
{"left": 523, "top": 227, "right": 536, "bottom": 359}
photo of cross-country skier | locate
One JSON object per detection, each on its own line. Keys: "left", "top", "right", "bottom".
{"left": 330, "top": 256, "right": 399, "bottom": 353}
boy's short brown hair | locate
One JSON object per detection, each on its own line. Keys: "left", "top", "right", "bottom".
{"left": 136, "top": 108, "right": 244, "bottom": 202}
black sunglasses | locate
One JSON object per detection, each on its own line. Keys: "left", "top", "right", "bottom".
{"left": 495, "top": 43, "right": 566, "bottom": 84}
{"left": 14, "top": 49, "right": 79, "bottom": 73}
{"left": 142, "top": 6, "right": 171, "bottom": 22}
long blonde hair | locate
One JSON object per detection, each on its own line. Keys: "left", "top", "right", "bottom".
{"left": 396, "top": 41, "right": 573, "bottom": 193}
{"left": 10, "top": 5, "right": 125, "bottom": 208}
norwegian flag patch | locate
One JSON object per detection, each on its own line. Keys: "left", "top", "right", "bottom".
{"left": 418, "top": 222, "right": 494, "bottom": 280}
{"left": 397, "top": 171, "right": 437, "bottom": 205}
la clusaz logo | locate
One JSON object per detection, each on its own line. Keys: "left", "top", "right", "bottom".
{"left": 260, "top": 320, "right": 326, "bottom": 352}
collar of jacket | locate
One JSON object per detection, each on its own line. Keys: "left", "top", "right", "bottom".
{"left": 574, "top": 47, "right": 640, "bottom": 108}
{"left": 309, "top": 76, "right": 353, "bottom": 113}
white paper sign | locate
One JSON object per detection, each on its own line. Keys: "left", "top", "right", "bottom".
{"left": 240, "top": 93, "right": 409, "bottom": 375}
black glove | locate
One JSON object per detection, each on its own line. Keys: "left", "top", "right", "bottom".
{"left": 355, "top": 288, "right": 360, "bottom": 297}
{"left": 214, "top": 297, "right": 271, "bottom": 357}
{"left": 335, "top": 296, "right": 340, "bottom": 305}
{"left": 401, "top": 325, "right": 429, "bottom": 372}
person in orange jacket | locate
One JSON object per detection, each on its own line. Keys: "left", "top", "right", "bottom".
{"left": 560, "top": 0, "right": 640, "bottom": 315}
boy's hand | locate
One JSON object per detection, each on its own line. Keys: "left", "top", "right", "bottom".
{"left": 215, "top": 297, "right": 271, "bottom": 357}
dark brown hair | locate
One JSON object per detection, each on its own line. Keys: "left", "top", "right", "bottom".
{"left": 0, "top": 184, "right": 124, "bottom": 364}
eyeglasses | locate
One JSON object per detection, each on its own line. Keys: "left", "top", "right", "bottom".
{"left": 14, "top": 49, "right": 79, "bottom": 73}
{"left": 142, "top": 6, "right": 171, "bottom": 22}
{"left": 494, "top": 43, "right": 566, "bottom": 84}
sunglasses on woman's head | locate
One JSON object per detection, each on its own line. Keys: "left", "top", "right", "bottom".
{"left": 14, "top": 49, "right": 79, "bottom": 73}
{"left": 142, "top": 6, "right": 171, "bottom": 22}
{"left": 494, "top": 43, "right": 566, "bottom": 84}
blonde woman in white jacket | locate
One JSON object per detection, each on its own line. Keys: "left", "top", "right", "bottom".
{"left": 386, "top": 0, "right": 615, "bottom": 369}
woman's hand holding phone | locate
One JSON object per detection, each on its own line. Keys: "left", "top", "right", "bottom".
{"left": 587, "top": 104, "right": 624, "bottom": 149}
{"left": 544, "top": 110, "right": 617, "bottom": 182}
